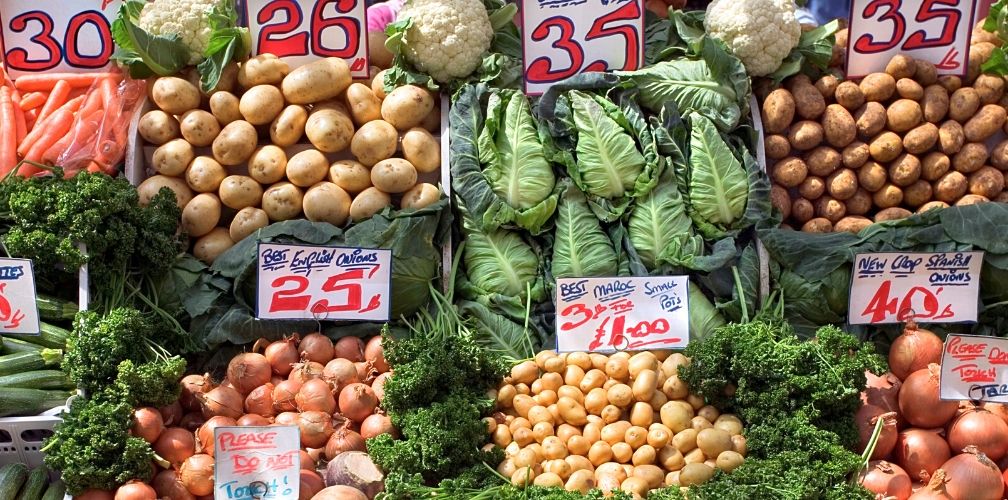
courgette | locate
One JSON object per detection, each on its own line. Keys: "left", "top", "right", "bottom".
{"left": 7, "top": 323, "right": 70, "bottom": 349}
{"left": 0, "top": 337, "right": 43, "bottom": 355}
{"left": 39, "top": 480, "right": 64, "bottom": 500}
{"left": 0, "top": 388, "right": 73, "bottom": 417}
{"left": 0, "top": 350, "right": 62, "bottom": 376}
{"left": 15, "top": 465, "right": 47, "bottom": 500}
{"left": 0, "top": 463, "right": 29, "bottom": 500}
{"left": 35, "top": 294, "right": 77, "bottom": 321}
{"left": 0, "top": 370, "right": 73, "bottom": 389}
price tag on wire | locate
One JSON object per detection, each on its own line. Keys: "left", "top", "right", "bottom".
{"left": 848, "top": 251, "right": 983, "bottom": 325}
{"left": 242, "top": 0, "right": 369, "bottom": 78}
{"left": 214, "top": 426, "right": 299, "bottom": 500}
{"left": 555, "top": 276, "right": 689, "bottom": 353}
{"left": 0, "top": 0, "right": 120, "bottom": 78}
{"left": 939, "top": 334, "right": 1008, "bottom": 402}
{"left": 520, "top": 0, "right": 644, "bottom": 95}
{"left": 846, "top": 0, "right": 978, "bottom": 78}
{"left": 0, "top": 258, "right": 40, "bottom": 335}
{"left": 255, "top": 243, "right": 391, "bottom": 322}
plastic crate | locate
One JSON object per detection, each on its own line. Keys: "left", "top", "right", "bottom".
{"left": 0, "top": 405, "right": 65, "bottom": 469}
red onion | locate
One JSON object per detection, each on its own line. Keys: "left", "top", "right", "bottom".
{"left": 299, "top": 333, "right": 334, "bottom": 364}
{"left": 179, "top": 374, "right": 214, "bottom": 411}
{"left": 199, "top": 385, "right": 244, "bottom": 419}
{"left": 297, "top": 411, "right": 334, "bottom": 448}
{"left": 296, "top": 378, "right": 337, "bottom": 414}
{"left": 372, "top": 372, "right": 390, "bottom": 402}
{"left": 364, "top": 335, "right": 388, "bottom": 373}
{"left": 322, "top": 358, "right": 358, "bottom": 393}
{"left": 889, "top": 320, "right": 942, "bottom": 381}
{"left": 857, "top": 406, "right": 897, "bottom": 460}
{"left": 338, "top": 383, "right": 378, "bottom": 423}
{"left": 272, "top": 379, "right": 302, "bottom": 412}
{"left": 333, "top": 336, "right": 365, "bottom": 362}
{"left": 859, "top": 460, "right": 912, "bottom": 500}
{"left": 898, "top": 364, "right": 957, "bottom": 428}
{"left": 947, "top": 406, "right": 1008, "bottom": 461}
{"left": 244, "top": 383, "right": 276, "bottom": 417}
{"left": 264, "top": 337, "right": 300, "bottom": 376}
{"left": 197, "top": 416, "right": 236, "bottom": 456}
{"left": 941, "top": 446, "right": 1004, "bottom": 500}
{"left": 908, "top": 469, "right": 952, "bottom": 500}
{"left": 227, "top": 353, "right": 272, "bottom": 395}
{"left": 360, "top": 413, "right": 397, "bottom": 439}
{"left": 895, "top": 428, "right": 950, "bottom": 482}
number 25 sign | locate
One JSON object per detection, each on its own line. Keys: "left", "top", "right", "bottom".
{"left": 846, "top": 0, "right": 978, "bottom": 78}
{"left": 0, "top": 0, "right": 120, "bottom": 78}
{"left": 521, "top": 0, "right": 644, "bottom": 95}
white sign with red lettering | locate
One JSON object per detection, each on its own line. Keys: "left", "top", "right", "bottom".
{"left": 940, "top": 334, "right": 1008, "bottom": 402}
{"left": 0, "top": 258, "right": 40, "bottom": 335}
{"left": 214, "top": 426, "right": 299, "bottom": 500}
{"left": 847, "top": 0, "right": 977, "bottom": 78}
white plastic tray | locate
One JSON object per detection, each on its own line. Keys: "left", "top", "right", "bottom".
{"left": 0, "top": 405, "right": 65, "bottom": 469}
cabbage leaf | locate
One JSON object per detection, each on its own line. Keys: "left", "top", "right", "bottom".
{"left": 570, "top": 90, "right": 646, "bottom": 200}
{"left": 551, "top": 186, "right": 618, "bottom": 279}
{"left": 686, "top": 113, "right": 748, "bottom": 233}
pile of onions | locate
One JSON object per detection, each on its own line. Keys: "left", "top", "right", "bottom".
{"left": 941, "top": 446, "right": 1004, "bottom": 500}
{"left": 947, "top": 407, "right": 1008, "bottom": 462}
{"left": 894, "top": 428, "right": 950, "bottom": 481}
{"left": 859, "top": 461, "right": 912, "bottom": 499}
{"left": 888, "top": 320, "right": 942, "bottom": 381}
{"left": 907, "top": 469, "right": 952, "bottom": 500}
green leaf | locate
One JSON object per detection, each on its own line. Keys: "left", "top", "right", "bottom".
{"left": 569, "top": 90, "right": 646, "bottom": 200}
{"left": 628, "top": 171, "right": 693, "bottom": 270}
{"left": 458, "top": 300, "right": 534, "bottom": 361}
{"left": 686, "top": 113, "right": 748, "bottom": 230}
{"left": 767, "top": 20, "right": 839, "bottom": 83}
{"left": 688, "top": 281, "right": 726, "bottom": 342}
{"left": 551, "top": 185, "right": 618, "bottom": 279}
{"left": 111, "top": 0, "right": 189, "bottom": 77}
{"left": 197, "top": 1, "right": 251, "bottom": 92}
{"left": 461, "top": 211, "right": 539, "bottom": 298}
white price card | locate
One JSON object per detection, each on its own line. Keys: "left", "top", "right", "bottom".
{"left": 846, "top": 0, "right": 978, "bottom": 78}
{"left": 848, "top": 251, "right": 983, "bottom": 325}
{"left": 214, "top": 426, "right": 299, "bottom": 500}
{"left": 555, "top": 276, "right": 689, "bottom": 353}
{"left": 0, "top": 0, "right": 120, "bottom": 79}
{"left": 0, "top": 258, "right": 40, "bottom": 335}
{"left": 940, "top": 334, "right": 1008, "bottom": 402}
{"left": 243, "top": 0, "right": 369, "bottom": 78}
{"left": 521, "top": 0, "right": 644, "bottom": 95}
{"left": 255, "top": 243, "right": 391, "bottom": 321}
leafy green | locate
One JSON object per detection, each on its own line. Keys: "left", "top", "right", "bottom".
{"left": 111, "top": 0, "right": 188, "bottom": 78}
{"left": 551, "top": 186, "right": 618, "bottom": 279}
{"left": 687, "top": 281, "right": 727, "bottom": 341}
{"left": 767, "top": 20, "right": 841, "bottom": 83}
{"left": 685, "top": 113, "right": 748, "bottom": 232}
{"left": 570, "top": 90, "right": 647, "bottom": 199}
{"left": 195, "top": 1, "right": 252, "bottom": 92}
{"left": 628, "top": 170, "right": 696, "bottom": 270}
{"left": 983, "top": 1, "right": 1008, "bottom": 75}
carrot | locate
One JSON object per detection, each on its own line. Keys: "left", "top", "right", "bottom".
{"left": 0, "top": 88, "right": 16, "bottom": 175}
{"left": 13, "top": 72, "right": 116, "bottom": 92}
{"left": 78, "top": 90, "right": 104, "bottom": 119}
{"left": 12, "top": 99, "right": 26, "bottom": 144}
{"left": 97, "top": 78, "right": 115, "bottom": 110}
{"left": 35, "top": 80, "right": 70, "bottom": 125}
{"left": 23, "top": 109, "right": 73, "bottom": 164}
{"left": 18, "top": 98, "right": 80, "bottom": 157}
{"left": 45, "top": 110, "right": 102, "bottom": 165}
{"left": 19, "top": 92, "right": 45, "bottom": 110}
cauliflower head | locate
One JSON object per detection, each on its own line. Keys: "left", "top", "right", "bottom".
{"left": 397, "top": 0, "right": 494, "bottom": 83}
{"left": 138, "top": 0, "right": 218, "bottom": 65}
{"left": 704, "top": 0, "right": 801, "bottom": 77}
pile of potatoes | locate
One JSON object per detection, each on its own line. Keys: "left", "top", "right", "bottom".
{"left": 135, "top": 55, "right": 442, "bottom": 263}
{"left": 490, "top": 350, "right": 746, "bottom": 499}
{"left": 763, "top": 52, "right": 1008, "bottom": 233}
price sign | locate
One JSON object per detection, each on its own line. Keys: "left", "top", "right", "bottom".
{"left": 848, "top": 251, "right": 983, "bottom": 325}
{"left": 214, "top": 426, "right": 299, "bottom": 500}
{"left": 520, "top": 0, "right": 644, "bottom": 95}
{"left": 255, "top": 243, "right": 391, "bottom": 321}
{"left": 0, "top": 0, "right": 119, "bottom": 79}
{"left": 0, "top": 258, "right": 40, "bottom": 335}
{"left": 940, "top": 334, "right": 1008, "bottom": 402}
{"left": 555, "top": 276, "right": 689, "bottom": 353}
{"left": 243, "top": 0, "right": 369, "bottom": 78}
{"left": 846, "top": 0, "right": 977, "bottom": 78}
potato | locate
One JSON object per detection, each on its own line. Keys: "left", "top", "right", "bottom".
{"left": 368, "top": 31, "right": 394, "bottom": 69}
{"left": 889, "top": 153, "right": 921, "bottom": 187}
{"left": 152, "top": 77, "right": 201, "bottom": 114}
{"left": 421, "top": 104, "right": 441, "bottom": 133}
{"left": 834, "top": 216, "right": 873, "bottom": 234}
{"left": 918, "top": 200, "right": 949, "bottom": 213}
{"left": 938, "top": 120, "right": 965, "bottom": 154}
{"left": 193, "top": 228, "right": 234, "bottom": 264}
{"left": 939, "top": 75, "right": 962, "bottom": 93}
{"left": 922, "top": 152, "right": 951, "bottom": 181}
{"left": 992, "top": 140, "right": 1008, "bottom": 171}
{"left": 801, "top": 218, "right": 833, "bottom": 232}
{"left": 922, "top": 85, "right": 949, "bottom": 123}
{"left": 179, "top": 110, "right": 221, "bottom": 147}
{"left": 815, "top": 195, "right": 846, "bottom": 223}
{"left": 282, "top": 58, "right": 353, "bottom": 104}
{"left": 286, "top": 149, "right": 329, "bottom": 187}
{"left": 968, "top": 166, "right": 1005, "bottom": 199}
{"left": 964, "top": 104, "right": 1007, "bottom": 142}
{"left": 350, "top": 120, "right": 398, "bottom": 167}
{"left": 371, "top": 69, "right": 389, "bottom": 100}
{"left": 953, "top": 142, "right": 989, "bottom": 174}
{"left": 875, "top": 207, "right": 912, "bottom": 222}
{"left": 138, "top": 110, "right": 180, "bottom": 145}
{"left": 765, "top": 135, "right": 791, "bottom": 160}
{"left": 885, "top": 55, "right": 915, "bottom": 79}
{"left": 138, "top": 175, "right": 193, "bottom": 208}
{"left": 973, "top": 18, "right": 1002, "bottom": 46}
{"left": 860, "top": 73, "right": 896, "bottom": 102}
{"left": 855, "top": 102, "right": 887, "bottom": 139}
{"left": 814, "top": 75, "right": 840, "bottom": 100}
{"left": 401, "top": 183, "right": 441, "bottom": 210}
{"left": 185, "top": 156, "right": 227, "bottom": 193}
{"left": 895, "top": 78, "right": 924, "bottom": 100}
{"left": 305, "top": 108, "right": 355, "bottom": 153}
{"left": 239, "top": 85, "right": 284, "bottom": 125}
{"left": 956, "top": 194, "right": 990, "bottom": 205}
{"left": 329, "top": 159, "right": 372, "bottom": 194}
{"left": 858, "top": 161, "right": 888, "bottom": 192}
{"left": 974, "top": 74, "right": 1006, "bottom": 105}
{"left": 301, "top": 182, "right": 352, "bottom": 226}
{"left": 903, "top": 180, "right": 933, "bottom": 208}
{"left": 772, "top": 157, "right": 808, "bottom": 187}
{"left": 914, "top": 59, "right": 938, "bottom": 85}
{"left": 933, "top": 171, "right": 968, "bottom": 203}
{"left": 229, "top": 207, "right": 269, "bottom": 242}
{"left": 788, "top": 78, "right": 826, "bottom": 120}
{"left": 902, "top": 123, "right": 939, "bottom": 155}
{"left": 238, "top": 54, "right": 290, "bottom": 88}
{"left": 886, "top": 99, "right": 922, "bottom": 133}
{"left": 822, "top": 104, "right": 856, "bottom": 148}
{"left": 218, "top": 175, "right": 263, "bottom": 210}
{"left": 381, "top": 85, "right": 435, "bottom": 131}
{"left": 949, "top": 88, "right": 980, "bottom": 123}
{"left": 770, "top": 184, "right": 791, "bottom": 219}
{"left": 248, "top": 145, "right": 288, "bottom": 185}
{"left": 402, "top": 127, "right": 441, "bottom": 173}
{"left": 834, "top": 82, "right": 865, "bottom": 111}
{"left": 805, "top": 146, "right": 841, "bottom": 176}
{"left": 261, "top": 182, "right": 304, "bottom": 221}
{"left": 761, "top": 89, "right": 796, "bottom": 134}
{"left": 371, "top": 158, "right": 418, "bottom": 193}
{"left": 212, "top": 120, "right": 258, "bottom": 166}
{"left": 152, "top": 139, "right": 194, "bottom": 176}
{"left": 968, "top": 43, "right": 996, "bottom": 83}
{"left": 826, "top": 168, "right": 858, "bottom": 200}
{"left": 846, "top": 188, "right": 873, "bottom": 215}
{"left": 873, "top": 183, "right": 904, "bottom": 208}
{"left": 798, "top": 176, "right": 825, "bottom": 200}
{"left": 350, "top": 187, "right": 392, "bottom": 222}
{"left": 181, "top": 193, "right": 222, "bottom": 238}
{"left": 791, "top": 198, "right": 814, "bottom": 223}
{"left": 868, "top": 131, "right": 903, "bottom": 162}
{"left": 270, "top": 105, "right": 309, "bottom": 147}
{"left": 209, "top": 91, "right": 242, "bottom": 125}
{"left": 344, "top": 83, "right": 383, "bottom": 126}
{"left": 842, "top": 141, "right": 870, "bottom": 169}
{"left": 788, "top": 121, "right": 823, "bottom": 151}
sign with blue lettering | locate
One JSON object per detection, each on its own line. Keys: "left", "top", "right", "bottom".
{"left": 555, "top": 276, "right": 689, "bottom": 353}
{"left": 940, "top": 334, "right": 1008, "bottom": 403}
{"left": 849, "top": 251, "right": 983, "bottom": 325}
{"left": 214, "top": 425, "right": 299, "bottom": 500}
{"left": 0, "top": 257, "right": 40, "bottom": 335}
{"left": 255, "top": 243, "right": 391, "bottom": 321}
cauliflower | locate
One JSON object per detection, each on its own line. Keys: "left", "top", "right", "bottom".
{"left": 396, "top": 0, "right": 494, "bottom": 83}
{"left": 704, "top": 0, "right": 801, "bottom": 77}
{"left": 138, "top": 0, "right": 218, "bottom": 65}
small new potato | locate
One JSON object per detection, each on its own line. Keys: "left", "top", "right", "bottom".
{"left": 992, "top": 140, "right": 1008, "bottom": 170}
{"left": 350, "top": 120, "right": 398, "bottom": 167}
{"left": 974, "top": 74, "right": 1005, "bottom": 104}
{"left": 885, "top": 54, "right": 915, "bottom": 79}
{"left": 421, "top": 104, "right": 441, "bottom": 133}
{"left": 801, "top": 217, "right": 833, "bottom": 233}
{"left": 381, "top": 85, "right": 435, "bottom": 130}
{"left": 968, "top": 166, "right": 1005, "bottom": 199}
{"left": 834, "top": 216, "right": 873, "bottom": 234}
{"left": 678, "top": 464, "right": 715, "bottom": 487}
{"left": 939, "top": 75, "right": 962, "bottom": 93}
{"left": 815, "top": 75, "right": 840, "bottom": 100}
{"left": 842, "top": 141, "right": 870, "bottom": 169}
{"left": 371, "top": 158, "right": 418, "bottom": 194}
{"left": 874, "top": 207, "right": 912, "bottom": 222}
{"left": 349, "top": 187, "right": 391, "bottom": 222}
{"left": 765, "top": 135, "right": 790, "bottom": 160}
{"left": 939, "top": 120, "right": 965, "bottom": 155}
{"left": 239, "top": 85, "right": 285, "bottom": 125}
{"left": 859, "top": 73, "right": 896, "bottom": 102}
{"left": 218, "top": 175, "right": 264, "bottom": 210}
{"left": 269, "top": 105, "right": 309, "bottom": 148}
{"left": 212, "top": 121, "right": 258, "bottom": 166}
{"left": 855, "top": 102, "right": 887, "bottom": 139}
{"left": 286, "top": 149, "right": 330, "bottom": 187}
{"left": 846, "top": 189, "right": 873, "bottom": 215}
{"left": 329, "top": 160, "right": 372, "bottom": 193}
{"left": 371, "top": 69, "right": 389, "bottom": 100}
{"left": 798, "top": 176, "right": 825, "bottom": 201}
{"left": 248, "top": 145, "right": 288, "bottom": 185}
{"left": 868, "top": 131, "right": 903, "bottom": 162}
{"left": 306, "top": 108, "right": 355, "bottom": 153}
{"left": 152, "top": 139, "right": 194, "bottom": 176}
{"left": 888, "top": 153, "right": 921, "bottom": 187}
{"left": 934, "top": 171, "right": 969, "bottom": 203}
{"left": 138, "top": 175, "right": 193, "bottom": 208}
{"left": 152, "top": 77, "right": 201, "bottom": 114}
{"left": 193, "top": 228, "right": 234, "bottom": 264}
{"left": 886, "top": 99, "right": 922, "bottom": 133}
{"left": 915, "top": 59, "right": 938, "bottom": 85}
{"left": 186, "top": 156, "right": 228, "bottom": 193}
{"left": 822, "top": 104, "right": 856, "bottom": 148}
{"left": 805, "top": 146, "right": 841, "bottom": 176}
{"left": 138, "top": 110, "right": 180, "bottom": 145}
{"left": 903, "top": 180, "right": 933, "bottom": 208}
{"left": 815, "top": 196, "right": 846, "bottom": 223}
{"left": 761, "top": 89, "right": 795, "bottom": 134}
{"left": 772, "top": 157, "right": 808, "bottom": 188}
{"left": 262, "top": 182, "right": 305, "bottom": 221}
{"left": 402, "top": 127, "right": 440, "bottom": 173}
{"left": 895, "top": 78, "right": 924, "bottom": 100}
{"left": 791, "top": 198, "right": 815, "bottom": 223}
{"left": 949, "top": 88, "right": 980, "bottom": 123}
{"left": 787, "top": 77, "right": 826, "bottom": 120}
{"left": 344, "top": 83, "right": 382, "bottom": 126}
{"left": 181, "top": 193, "right": 222, "bottom": 237}
{"left": 282, "top": 57, "right": 353, "bottom": 104}
{"left": 787, "top": 121, "right": 823, "bottom": 151}
{"left": 230, "top": 207, "right": 270, "bottom": 243}
{"left": 834, "top": 81, "right": 865, "bottom": 111}
{"left": 209, "top": 91, "right": 243, "bottom": 125}
{"left": 918, "top": 201, "right": 950, "bottom": 213}
{"left": 179, "top": 110, "right": 221, "bottom": 147}
{"left": 238, "top": 54, "right": 290, "bottom": 88}
{"left": 303, "top": 182, "right": 352, "bottom": 226}
{"left": 770, "top": 184, "right": 791, "bottom": 220}
{"left": 956, "top": 194, "right": 990, "bottom": 205}
{"left": 922, "top": 84, "right": 949, "bottom": 123}
{"left": 902, "top": 123, "right": 939, "bottom": 154}
{"left": 401, "top": 183, "right": 440, "bottom": 210}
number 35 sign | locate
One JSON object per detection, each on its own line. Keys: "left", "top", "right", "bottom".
{"left": 847, "top": 0, "right": 978, "bottom": 78}
{"left": 521, "top": 0, "right": 644, "bottom": 95}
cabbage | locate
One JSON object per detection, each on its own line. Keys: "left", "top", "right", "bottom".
{"left": 551, "top": 185, "right": 618, "bottom": 279}
{"left": 685, "top": 113, "right": 748, "bottom": 232}
{"left": 627, "top": 170, "right": 697, "bottom": 270}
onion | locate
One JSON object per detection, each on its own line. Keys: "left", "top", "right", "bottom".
{"left": 895, "top": 428, "right": 950, "bottom": 481}
{"left": 132, "top": 407, "right": 165, "bottom": 444}
{"left": 298, "top": 411, "right": 335, "bottom": 448}
{"left": 275, "top": 411, "right": 299, "bottom": 426}
{"left": 947, "top": 406, "right": 1008, "bottom": 461}
{"left": 364, "top": 336, "right": 389, "bottom": 373}
{"left": 272, "top": 379, "right": 302, "bottom": 412}
{"left": 180, "top": 412, "right": 207, "bottom": 432}
{"left": 154, "top": 427, "right": 196, "bottom": 466}
{"left": 296, "top": 378, "right": 337, "bottom": 414}
{"left": 227, "top": 353, "right": 272, "bottom": 395}
{"left": 908, "top": 469, "right": 953, "bottom": 500}
{"left": 889, "top": 320, "right": 943, "bottom": 381}
{"left": 197, "top": 416, "right": 237, "bottom": 456}
{"left": 856, "top": 406, "right": 897, "bottom": 460}
{"left": 898, "top": 364, "right": 958, "bottom": 428}
{"left": 323, "top": 358, "right": 359, "bottom": 392}
{"left": 299, "top": 469, "right": 325, "bottom": 500}
{"left": 941, "top": 446, "right": 1004, "bottom": 500}
{"left": 984, "top": 402, "right": 1008, "bottom": 426}
{"left": 338, "top": 383, "right": 378, "bottom": 423}
{"left": 271, "top": 375, "right": 285, "bottom": 385}
{"left": 289, "top": 361, "right": 325, "bottom": 384}
{"left": 299, "top": 333, "right": 335, "bottom": 364}
{"left": 325, "top": 420, "right": 366, "bottom": 459}
{"left": 152, "top": 469, "right": 195, "bottom": 500}
{"left": 333, "top": 336, "right": 364, "bottom": 362}
{"left": 300, "top": 449, "right": 316, "bottom": 470}
{"left": 306, "top": 446, "right": 326, "bottom": 464}
{"left": 179, "top": 374, "right": 214, "bottom": 411}
{"left": 237, "top": 413, "right": 271, "bottom": 426}
{"left": 859, "top": 460, "right": 912, "bottom": 500}
{"left": 244, "top": 383, "right": 276, "bottom": 417}
{"left": 115, "top": 481, "right": 156, "bottom": 500}
{"left": 159, "top": 401, "right": 183, "bottom": 427}
{"left": 360, "top": 413, "right": 397, "bottom": 439}
{"left": 354, "top": 361, "right": 378, "bottom": 384}
{"left": 372, "top": 372, "right": 390, "bottom": 402}
{"left": 75, "top": 490, "right": 114, "bottom": 500}
{"left": 199, "top": 385, "right": 244, "bottom": 419}
{"left": 180, "top": 454, "right": 215, "bottom": 496}
{"left": 862, "top": 371, "right": 902, "bottom": 422}
{"left": 264, "top": 336, "right": 300, "bottom": 376}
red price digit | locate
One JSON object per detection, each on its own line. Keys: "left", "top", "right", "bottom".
{"left": 861, "top": 279, "right": 899, "bottom": 323}
{"left": 64, "top": 11, "right": 114, "bottom": 68}
{"left": 313, "top": 269, "right": 365, "bottom": 313}
{"left": 584, "top": 0, "right": 640, "bottom": 72}
{"left": 5, "top": 11, "right": 61, "bottom": 71}
{"left": 311, "top": 0, "right": 361, "bottom": 59}
{"left": 257, "top": 0, "right": 310, "bottom": 58}
{"left": 861, "top": 280, "right": 954, "bottom": 323}
{"left": 526, "top": 16, "right": 583, "bottom": 83}
{"left": 853, "top": 0, "right": 907, "bottom": 54}
{"left": 904, "top": 0, "right": 960, "bottom": 49}
{"left": 269, "top": 276, "right": 311, "bottom": 312}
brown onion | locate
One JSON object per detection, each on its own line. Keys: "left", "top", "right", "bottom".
{"left": 325, "top": 420, "right": 366, "bottom": 459}
{"left": 338, "top": 383, "right": 378, "bottom": 423}
{"left": 898, "top": 364, "right": 957, "bottom": 428}
{"left": 372, "top": 372, "right": 390, "bottom": 402}
{"left": 364, "top": 335, "right": 388, "bottom": 373}
{"left": 862, "top": 371, "right": 902, "bottom": 421}
{"left": 299, "top": 449, "right": 316, "bottom": 470}
{"left": 859, "top": 460, "right": 912, "bottom": 500}
{"left": 159, "top": 401, "right": 184, "bottom": 427}
{"left": 299, "top": 333, "right": 334, "bottom": 364}
{"left": 179, "top": 374, "right": 214, "bottom": 411}
{"left": 244, "top": 383, "right": 276, "bottom": 417}
{"left": 948, "top": 406, "right": 1008, "bottom": 461}
{"left": 360, "top": 413, "right": 397, "bottom": 439}
{"left": 272, "top": 379, "right": 302, "bottom": 412}
{"left": 296, "top": 378, "right": 337, "bottom": 414}
{"left": 154, "top": 427, "right": 196, "bottom": 466}
{"left": 354, "top": 361, "right": 378, "bottom": 384}
{"left": 895, "top": 428, "right": 950, "bottom": 481}
{"left": 275, "top": 411, "right": 299, "bottom": 426}
{"left": 299, "top": 469, "right": 325, "bottom": 500}
{"left": 889, "top": 320, "right": 942, "bottom": 381}
{"left": 857, "top": 406, "right": 897, "bottom": 460}
{"left": 941, "top": 446, "right": 1004, "bottom": 500}
{"left": 237, "top": 413, "right": 271, "bottom": 426}
{"left": 264, "top": 336, "right": 300, "bottom": 376}
{"left": 199, "top": 385, "right": 244, "bottom": 419}
{"left": 180, "top": 454, "right": 215, "bottom": 496}
{"left": 115, "top": 481, "right": 156, "bottom": 500}
{"left": 197, "top": 416, "right": 237, "bottom": 456}
{"left": 289, "top": 361, "right": 325, "bottom": 384}
{"left": 179, "top": 412, "right": 207, "bottom": 432}
{"left": 76, "top": 490, "right": 114, "bottom": 500}
{"left": 132, "top": 407, "right": 165, "bottom": 444}
{"left": 323, "top": 358, "right": 358, "bottom": 392}
{"left": 227, "top": 353, "right": 272, "bottom": 395}
{"left": 984, "top": 402, "right": 1008, "bottom": 426}
{"left": 297, "top": 411, "right": 334, "bottom": 448}
{"left": 152, "top": 469, "right": 195, "bottom": 500}
{"left": 333, "top": 336, "right": 365, "bottom": 362}
{"left": 908, "top": 469, "right": 952, "bottom": 500}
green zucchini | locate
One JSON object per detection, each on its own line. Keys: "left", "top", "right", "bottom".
{"left": 0, "top": 463, "right": 29, "bottom": 500}
{"left": 0, "top": 337, "right": 43, "bottom": 355}
{"left": 8, "top": 323, "right": 70, "bottom": 349}
{"left": 0, "top": 349, "right": 62, "bottom": 376}
{"left": 35, "top": 295, "right": 78, "bottom": 321}
{"left": 0, "top": 370, "right": 73, "bottom": 389}
{"left": 40, "top": 480, "right": 64, "bottom": 500}
{"left": 0, "top": 388, "right": 73, "bottom": 417}
{"left": 15, "top": 465, "right": 47, "bottom": 500}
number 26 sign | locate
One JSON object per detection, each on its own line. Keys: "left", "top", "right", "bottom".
{"left": 521, "top": 0, "right": 644, "bottom": 95}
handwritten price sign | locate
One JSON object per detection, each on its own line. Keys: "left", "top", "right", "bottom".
{"left": 255, "top": 243, "right": 391, "bottom": 322}
{"left": 555, "top": 276, "right": 689, "bottom": 353}
{"left": 849, "top": 251, "right": 983, "bottom": 325}
{"left": 520, "top": 0, "right": 644, "bottom": 95}
{"left": 243, "top": 0, "right": 369, "bottom": 78}
{"left": 0, "top": 258, "right": 40, "bottom": 335}
{"left": 940, "top": 334, "right": 1008, "bottom": 402}
{"left": 846, "top": 0, "right": 977, "bottom": 78}
{"left": 214, "top": 426, "right": 299, "bottom": 500}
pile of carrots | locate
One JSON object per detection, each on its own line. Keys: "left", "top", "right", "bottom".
{"left": 0, "top": 67, "right": 144, "bottom": 178}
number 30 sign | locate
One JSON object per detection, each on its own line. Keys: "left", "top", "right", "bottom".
{"left": 847, "top": 0, "right": 978, "bottom": 78}
{"left": 0, "top": 0, "right": 120, "bottom": 78}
